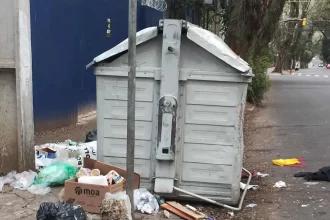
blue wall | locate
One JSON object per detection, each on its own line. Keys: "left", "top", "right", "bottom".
{"left": 30, "top": 0, "right": 162, "bottom": 131}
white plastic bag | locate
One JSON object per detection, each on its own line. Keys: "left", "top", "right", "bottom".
{"left": 0, "top": 171, "right": 16, "bottom": 192}
{"left": 100, "top": 192, "right": 132, "bottom": 220}
{"left": 134, "top": 188, "right": 159, "bottom": 215}
{"left": 28, "top": 184, "right": 51, "bottom": 195}
{"left": 11, "top": 170, "right": 37, "bottom": 190}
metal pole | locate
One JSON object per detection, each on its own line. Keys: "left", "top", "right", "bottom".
{"left": 127, "top": 0, "right": 137, "bottom": 216}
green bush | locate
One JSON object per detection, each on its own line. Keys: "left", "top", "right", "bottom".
{"left": 247, "top": 54, "right": 272, "bottom": 105}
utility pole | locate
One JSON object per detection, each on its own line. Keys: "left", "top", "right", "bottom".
{"left": 127, "top": 0, "right": 137, "bottom": 217}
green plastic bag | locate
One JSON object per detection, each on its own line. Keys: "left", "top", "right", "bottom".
{"left": 34, "top": 162, "right": 78, "bottom": 186}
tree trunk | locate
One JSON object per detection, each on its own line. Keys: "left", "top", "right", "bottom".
{"left": 273, "top": 54, "right": 284, "bottom": 73}
{"left": 225, "top": 0, "right": 286, "bottom": 59}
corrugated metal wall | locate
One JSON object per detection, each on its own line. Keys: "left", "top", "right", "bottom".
{"left": 30, "top": 0, "right": 162, "bottom": 131}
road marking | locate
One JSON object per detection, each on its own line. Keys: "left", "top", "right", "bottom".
{"left": 306, "top": 75, "right": 310, "bottom": 76}
{"left": 325, "top": 75, "right": 329, "bottom": 78}
{"left": 297, "top": 73, "right": 301, "bottom": 76}
{"left": 315, "top": 75, "right": 319, "bottom": 77}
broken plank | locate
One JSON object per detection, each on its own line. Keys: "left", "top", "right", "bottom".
{"left": 167, "top": 202, "right": 205, "bottom": 220}
{"left": 161, "top": 204, "right": 195, "bottom": 220}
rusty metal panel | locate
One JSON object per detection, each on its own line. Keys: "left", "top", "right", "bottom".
{"left": 0, "top": 69, "right": 18, "bottom": 173}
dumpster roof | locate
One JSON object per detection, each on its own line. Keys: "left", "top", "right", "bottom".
{"left": 87, "top": 22, "right": 251, "bottom": 73}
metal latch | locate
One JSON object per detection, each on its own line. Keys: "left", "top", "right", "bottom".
{"left": 156, "top": 96, "right": 177, "bottom": 161}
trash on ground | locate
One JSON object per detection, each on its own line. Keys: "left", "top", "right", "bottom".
{"left": 166, "top": 201, "right": 205, "bottom": 219}
{"left": 241, "top": 171, "right": 257, "bottom": 179}
{"left": 301, "top": 204, "right": 309, "bottom": 207}
{"left": 34, "top": 162, "right": 78, "bottom": 186}
{"left": 164, "top": 210, "right": 170, "bottom": 218}
{"left": 36, "top": 202, "right": 87, "bottom": 220}
{"left": 64, "top": 158, "right": 139, "bottom": 213}
{"left": 303, "top": 182, "right": 319, "bottom": 185}
{"left": 272, "top": 158, "right": 306, "bottom": 167}
{"left": 0, "top": 171, "right": 16, "bottom": 192}
{"left": 27, "top": 183, "right": 51, "bottom": 195}
{"left": 161, "top": 203, "right": 195, "bottom": 220}
{"left": 273, "top": 181, "right": 287, "bottom": 188}
{"left": 228, "top": 211, "right": 234, "bottom": 217}
{"left": 294, "top": 166, "right": 330, "bottom": 181}
{"left": 134, "top": 188, "right": 159, "bottom": 215}
{"left": 206, "top": 218, "right": 216, "bottom": 220}
{"left": 85, "top": 129, "right": 97, "bottom": 142}
{"left": 35, "top": 140, "right": 97, "bottom": 170}
{"left": 240, "top": 182, "right": 259, "bottom": 190}
{"left": 246, "top": 203, "right": 257, "bottom": 208}
{"left": 256, "top": 172, "right": 269, "bottom": 177}
{"left": 100, "top": 192, "right": 132, "bottom": 220}
{"left": 11, "top": 170, "right": 37, "bottom": 190}
{"left": 154, "top": 194, "right": 165, "bottom": 206}
{"left": 185, "top": 204, "right": 207, "bottom": 218}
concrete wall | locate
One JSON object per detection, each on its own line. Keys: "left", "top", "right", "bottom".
{"left": 0, "top": 0, "right": 34, "bottom": 173}
{"left": 0, "top": 0, "right": 18, "bottom": 173}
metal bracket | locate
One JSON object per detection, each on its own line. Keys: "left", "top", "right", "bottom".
{"left": 156, "top": 96, "right": 177, "bottom": 161}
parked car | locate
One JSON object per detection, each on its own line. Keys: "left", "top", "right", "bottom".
{"left": 327, "top": 64, "right": 330, "bottom": 69}
{"left": 319, "top": 63, "right": 324, "bottom": 67}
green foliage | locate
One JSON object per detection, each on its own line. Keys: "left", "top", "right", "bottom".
{"left": 247, "top": 53, "right": 272, "bottom": 105}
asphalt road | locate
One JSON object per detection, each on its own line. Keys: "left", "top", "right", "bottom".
{"left": 261, "top": 67, "right": 330, "bottom": 219}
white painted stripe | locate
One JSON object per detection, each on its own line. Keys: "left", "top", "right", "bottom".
{"left": 306, "top": 75, "right": 310, "bottom": 76}
{"left": 315, "top": 75, "right": 319, "bottom": 77}
{"left": 324, "top": 75, "right": 329, "bottom": 78}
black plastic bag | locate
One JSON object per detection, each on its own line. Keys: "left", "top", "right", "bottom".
{"left": 37, "top": 202, "right": 87, "bottom": 220}
{"left": 85, "top": 129, "right": 97, "bottom": 143}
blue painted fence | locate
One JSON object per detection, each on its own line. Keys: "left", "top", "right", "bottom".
{"left": 30, "top": 0, "right": 162, "bottom": 131}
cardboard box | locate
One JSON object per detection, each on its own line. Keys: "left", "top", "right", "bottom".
{"left": 64, "top": 158, "right": 140, "bottom": 213}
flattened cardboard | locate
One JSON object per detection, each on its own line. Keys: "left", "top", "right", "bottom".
{"left": 64, "top": 158, "right": 140, "bottom": 213}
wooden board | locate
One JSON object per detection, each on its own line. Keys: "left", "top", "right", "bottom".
{"left": 167, "top": 202, "right": 205, "bottom": 220}
{"left": 161, "top": 204, "right": 195, "bottom": 220}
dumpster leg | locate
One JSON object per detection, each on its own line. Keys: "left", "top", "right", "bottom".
{"left": 173, "top": 167, "right": 252, "bottom": 211}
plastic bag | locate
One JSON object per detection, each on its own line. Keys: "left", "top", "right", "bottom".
{"left": 11, "top": 170, "right": 37, "bottom": 190}
{"left": 28, "top": 184, "right": 51, "bottom": 195}
{"left": 100, "top": 192, "right": 132, "bottom": 220}
{"left": 85, "top": 129, "right": 97, "bottom": 142}
{"left": 134, "top": 188, "right": 159, "bottom": 215}
{"left": 34, "top": 162, "right": 78, "bottom": 186}
{"left": 0, "top": 171, "right": 16, "bottom": 192}
{"left": 272, "top": 158, "right": 306, "bottom": 167}
{"left": 36, "top": 202, "right": 87, "bottom": 220}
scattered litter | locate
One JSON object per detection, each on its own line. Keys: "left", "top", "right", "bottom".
{"left": 163, "top": 202, "right": 205, "bottom": 220}
{"left": 36, "top": 202, "right": 87, "bottom": 220}
{"left": 34, "top": 162, "right": 78, "bottom": 186}
{"left": 35, "top": 140, "right": 97, "bottom": 170}
{"left": 185, "top": 204, "right": 207, "bottom": 218}
{"left": 78, "top": 176, "right": 108, "bottom": 186}
{"left": 164, "top": 210, "right": 170, "bottom": 218}
{"left": 304, "top": 182, "right": 319, "bottom": 185}
{"left": 273, "top": 181, "right": 286, "bottom": 188}
{"left": 59, "top": 188, "right": 65, "bottom": 203}
{"left": 11, "top": 170, "right": 37, "bottom": 190}
{"left": 246, "top": 203, "right": 257, "bottom": 208}
{"left": 100, "top": 192, "right": 132, "bottom": 220}
{"left": 134, "top": 188, "right": 159, "bottom": 215}
{"left": 273, "top": 158, "right": 306, "bottom": 167}
{"left": 85, "top": 129, "right": 97, "bottom": 142}
{"left": 301, "top": 204, "right": 309, "bottom": 207}
{"left": 240, "top": 182, "right": 259, "bottom": 190}
{"left": 228, "top": 211, "right": 234, "bottom": 217}
{"left": 27, "top": 184, "right": 51, "bottom": 195}
{"left": 206, "top": 218, "right": 216, "bottom": 220}
{"left": 0, "top": 171, "right": 16, "bottom": 192}
{"left": 294, "top": 166, "right": 330, "bottom": 181}
{"left": 241, "top": 171, "right": 257, "bottom": 179}
{"left": 256, "top": 172, "right": 269, "bottom": 177}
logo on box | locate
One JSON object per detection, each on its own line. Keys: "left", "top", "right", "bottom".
{"left": 75, "top": 186, "right": 100, "bottom": 196}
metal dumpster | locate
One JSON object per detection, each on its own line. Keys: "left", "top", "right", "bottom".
{"left": 87, "top": 19, "right": 253, "bottom": 204}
